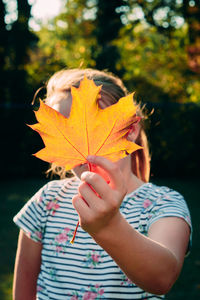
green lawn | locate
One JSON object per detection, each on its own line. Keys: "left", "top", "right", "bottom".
{"left": 0, "top": 178, "right": 199, "bottom": 299}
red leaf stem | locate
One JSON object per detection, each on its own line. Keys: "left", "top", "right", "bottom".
{"left": 70, "top": 162, "right": 92, "bottom": 244}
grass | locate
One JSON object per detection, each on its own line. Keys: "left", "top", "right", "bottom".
{"left": 0, "top": 177, "right": 200, "bottom": 299}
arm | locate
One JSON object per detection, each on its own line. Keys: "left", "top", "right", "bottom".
{"left": 93, "top": 215, "right": 189, "bottom": 295}
{"left": 13, "top": 230, "right": 42, "bottom": 300}
{"left": 72, "top": 155, "right": 190, "bottom": 295}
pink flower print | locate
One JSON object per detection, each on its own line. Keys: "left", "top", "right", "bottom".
{"left": 83, "top": 291, "right": 97, "bottom": 300}
{"left": 84, "top": 250, "right": 103, "bottom": 268}
{"left": 98, "top": 289, "right": 104, "bottom": 295}
{"left": 64, "top": 227, "right": 71, "bottom": 233}
{"left": 55, "top": 232, "right": 68, "bottom": 243}
{"left": 52, "top": 228, "right": 73, "bottom": 255}
{"left": 37, "top": 285, "right": 43, "bottom": 292}
{"left": 46, "top": 201, "right": 55, "bottom": 210}
{"left": 46, "top": 200, "right": 60, "bottom": 215}
{"left": 35, "top": 231, "right": 42, "bottom": 240}
{"left": 143, "top": 199, "right": 152, "bottom": 208}
{"left": 70, "top": 296, "right": 79, "bottom": 300}
{"left": 31, "top": 230, "right": 42, "bottom": 242}
{"left": 120, "top": 273, "right": 133, "bottom": 286}
{"left": 125, "top": 277, "right": 132, "bottom": 285}
{"left": 55, "top": 246, "right": 63, "bottom": 253}
{"left": 91, "top": 254, "right": 100, "bottom": 263}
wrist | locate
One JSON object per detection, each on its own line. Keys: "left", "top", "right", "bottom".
{"left": 91, "top": 212, "right": 127, "bottom": 245}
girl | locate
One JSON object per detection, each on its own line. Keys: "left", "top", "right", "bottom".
{"left": 13, "top": 69, "right": 191, "bottom": 300}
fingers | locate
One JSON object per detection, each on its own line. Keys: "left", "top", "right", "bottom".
{"left": 87, "top": 155, "right": 126, "bottom": 192}
{"left": 73, "top": 156, "right": 127, "bottom": 236}
{"left": 72, "top": 194, "right": 90, "bottom": 225}
{"left": 80, "top": 172, "right": 111, "bottom": 201}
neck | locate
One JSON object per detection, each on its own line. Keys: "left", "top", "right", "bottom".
{"left": 126, "top": 173, "right": 145, "bottom": 194}
{"left": 118, "top": 155, "right": 145, "bottom": 195}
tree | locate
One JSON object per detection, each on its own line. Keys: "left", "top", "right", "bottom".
{"left": 115, "top": 23, "right": 191, "bottom": 103}
{"left": 0, "top": 0, "right": 9, "bottom": 104}
{"left": 27, "top": 0, "right": 128, "bottom": 85}
{"left": 119, "top": 0, "right": 200, "bottom": 73}
{"left": 91, "top": 0, "right": 125, "bottom": 75}
{"left": 1, "top": 0, "right": 38, "bottom": 105}
{"left": 27, "top": 0, "right": 200, "bottom": 103}
{"left": 26, "top": 0, "right": 97, "bottom": 89}
{"left": 183, "top": 0, "right": 200, "bottom": 73}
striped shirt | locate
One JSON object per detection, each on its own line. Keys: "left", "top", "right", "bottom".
{"left": 13, "top": 178, "right": 192, "bottom": 299}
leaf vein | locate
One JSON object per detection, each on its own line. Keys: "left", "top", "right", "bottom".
{"left": 95, "top": 120, "right": 117, "bottom": 155}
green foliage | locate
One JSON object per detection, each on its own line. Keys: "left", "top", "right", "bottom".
{"left": 26, "top": 0, "right": 97, "bottom": 89}
{"left": 0, "top": 0, "right": 38, "bottom": 105}
{"left": 24, "top": 0, "right": 200, "bottom": 104}
{"left": 91, "top": 0, "right": 125, "bottom": 74}
{"left": 2, "top": 0, "right": 200, "bottom": 104}
{"left": 115, "top": 23, "right": 200, "bottom": 103}
{"left": 0, "top": 0, "right": 199, "bottom": 180}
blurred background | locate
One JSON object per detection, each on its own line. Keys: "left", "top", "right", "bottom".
{"left": 0, "top": 0, "right": 199, "bottom": 299}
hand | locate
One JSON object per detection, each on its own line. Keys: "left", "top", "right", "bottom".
{"left": 72, "top": 155, "right": 127, "bottom": 237}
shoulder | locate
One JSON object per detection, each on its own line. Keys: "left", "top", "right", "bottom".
{"left": 13, "top": 177, "right": 80, "bottom": 239}
{"left": 146, "top": 182, "right": 183, "bottom": 198}
{"left": 124, "top": 182, "right": 187, "bottom": 207}
{"left": 139, "top": 182, "right": 187, "bottom": 206}
{"left": 143, "top": 182, "right": 189, "bottom": 212}
{"left": 144, "top": 183, "right": 191, "bottom": 229}
{"left": 34, "top": 177, "right": 80, "bottom": 203}
{"left": 126, "top": 182, "right": 191, "bottom": 224}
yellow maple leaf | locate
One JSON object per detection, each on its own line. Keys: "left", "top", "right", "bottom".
{"left": 29, "top": 76, "right": 142, "bottom": 170}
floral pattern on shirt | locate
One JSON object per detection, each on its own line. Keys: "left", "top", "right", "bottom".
{"left": 143, "top": 199, "right": 153, "bottom": 209}
{"left": 141, "top": 292, "right": 150, "bottom": 299}
{"left": 51, "top": 227, "right": 73, "bottom": 255}
{"left": 142, "top": 196, "right": 165, "bottom": 221}
{"left": 68, "top": 284, "right": 105, "bottom": 299}
{"left": 83, "top": 250, "right": 104, "bottom": 268}
{"left": 37, "top": 285, "right": 44, "bottom": 292}
{"left": 20, "top": 213, "right": 43, "bottom": 243}
{"left": 49, "top": 268, "right": 57, "bottom": 280}
{"left": 120, "top": 273, "right": 134, "bottom": 287}
{"left": 29, "top": 229, "right": 42, "bottom": 242}
{"left": 46, "top": 198, "right": 60, "bottom": 215}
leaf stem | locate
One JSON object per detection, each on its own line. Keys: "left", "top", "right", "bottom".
{"left": 70, "top": 221, "right": 79, "bottom": 244}
{"left": 70, "top": 161, "right": 92, "bottom": 244}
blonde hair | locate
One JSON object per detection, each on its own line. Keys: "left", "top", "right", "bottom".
{"left": 42, "top": 68, "right": 150, "bottom": 182}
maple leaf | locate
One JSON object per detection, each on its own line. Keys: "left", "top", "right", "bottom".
{"left": 29, "top": 76, "right": 142, "bottom": 170}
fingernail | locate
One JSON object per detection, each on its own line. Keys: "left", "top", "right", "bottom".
{"left": 81, "top": 171, "right": 89, "bottom": 180}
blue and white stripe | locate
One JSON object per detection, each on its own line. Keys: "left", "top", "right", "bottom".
{"left": 14, "top": 178, "right": 191, "bottom": 299}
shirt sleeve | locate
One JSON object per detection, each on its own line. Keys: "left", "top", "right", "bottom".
{"left": 146, "top": 187, "right": 192, "bottom": 253}
{"left": 13, "top": 183, "right": 49, "bottom": 243}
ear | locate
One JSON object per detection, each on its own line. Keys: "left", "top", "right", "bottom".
{"left": 127, "top": 119, "right": 141, "bottom": 142}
